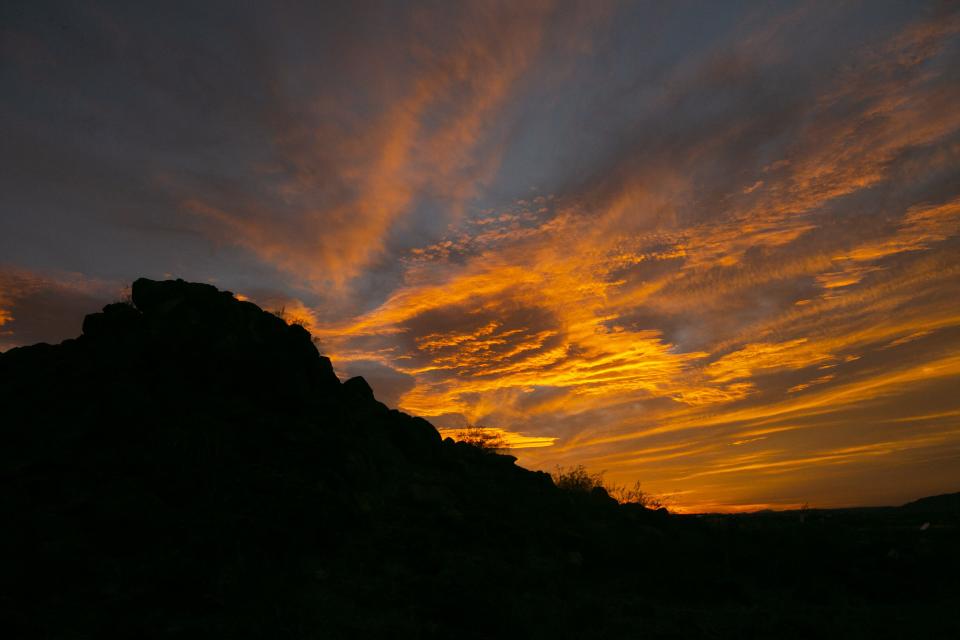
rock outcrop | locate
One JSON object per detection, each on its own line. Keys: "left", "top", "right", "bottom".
{"left": 2, "top": 278, "right": 957, "bottom": 639}
{"left": 0, "top": 278, "right": 650, "bottom": 639}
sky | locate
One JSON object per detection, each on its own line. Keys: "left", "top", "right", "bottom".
{"left": 2, "top": 0, "right": 959, "bottom": 512}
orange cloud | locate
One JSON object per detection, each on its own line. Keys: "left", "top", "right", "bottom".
{"left": 708, "top": 339, "right": 836, "bottom": 384}
{"left": 0, "top": 296, "right": 13, "bottom": 329}
{"left": 0, "top": 268, "right": 121, "bottom": 351}
{"left": 176, "top": 2, "right": 607, "bottom": 290}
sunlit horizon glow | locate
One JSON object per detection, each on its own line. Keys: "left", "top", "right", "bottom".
{"left": 2, "top": 1, "right": 959, "bottom": 512}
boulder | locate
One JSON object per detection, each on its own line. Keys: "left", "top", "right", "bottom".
{"left": 343, "top": 376, "right": 375, "bottom": 401}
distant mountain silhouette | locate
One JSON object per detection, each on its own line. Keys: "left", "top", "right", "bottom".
{"left": 901, "top": 492, "right": 960, "bottom": 513}
{"left": 2, "top": 278, "right": 958, "bottom": 639}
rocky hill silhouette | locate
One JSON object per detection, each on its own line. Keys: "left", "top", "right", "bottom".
{"left": 2, "top": 279, "right": 958, "bottom": 639}
{"left": 901, "top": 491, "right": 960, "bottom": 514}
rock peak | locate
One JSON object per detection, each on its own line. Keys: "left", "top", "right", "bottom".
{"left": 82, "top": 277, "right": 340, "bottom": 395}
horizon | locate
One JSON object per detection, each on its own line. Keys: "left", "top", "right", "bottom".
{"left": 2, "top": 1, "right": 959, "bottom": 513}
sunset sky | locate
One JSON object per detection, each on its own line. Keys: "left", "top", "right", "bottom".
{"left": 3, "top": 1, "right": 959, "bottom": 512}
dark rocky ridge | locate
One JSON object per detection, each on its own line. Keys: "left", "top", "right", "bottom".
{"left": 2, "top": 279, "right": 958, "bottom": 639}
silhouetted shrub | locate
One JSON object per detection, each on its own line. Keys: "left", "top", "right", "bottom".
{"left": 270, "top": 304, "right": 308, "bottom": 329}
{"left": 552, "top": 466, "right": 666, "bottom": 507}
{"left": 551, "top": 464, "right": 605, "bottom": 493}
{"left": 450, "top": 426, "right": 507, "bottom": 453}
{"left": 606, "top": 480, "right": 665, "bottom": 509}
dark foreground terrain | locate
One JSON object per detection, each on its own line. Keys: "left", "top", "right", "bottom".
{"left": 2, "top": 279, "right": 958, "bottom": 639}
